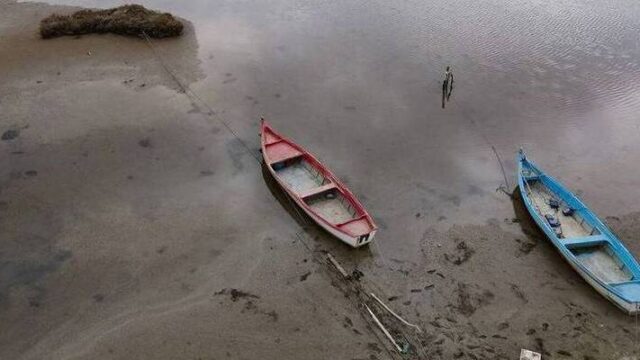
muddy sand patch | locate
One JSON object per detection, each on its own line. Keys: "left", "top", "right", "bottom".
{"left": 387, "top": 221, "right": 640, "bottom": 359}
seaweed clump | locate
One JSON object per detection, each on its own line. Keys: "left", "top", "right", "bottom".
{"left": 40, "top": 4, "right": 183, "bottom": 39}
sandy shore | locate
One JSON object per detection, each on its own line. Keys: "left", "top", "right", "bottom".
{"left": 2, "top": 0, "right": 640, "bottom": 359}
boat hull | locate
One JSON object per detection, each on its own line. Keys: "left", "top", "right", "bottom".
{"left": 261, "top": 119, "right": 376, "bottom": 248}
{"left": 517, "top": 150, "right": 640, "bottom": 315}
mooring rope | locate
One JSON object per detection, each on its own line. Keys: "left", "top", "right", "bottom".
{"left": 141, "top": 31, "right": 262, "bottom": 164}
{"left": 450, "top": 93, "right": 513, "bottom": 196}
{"left": 491, "top": 145, "right": 511, "bottom": 190}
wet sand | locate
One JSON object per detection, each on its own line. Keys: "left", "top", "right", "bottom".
{"left": 2, "top": 0, "right": 640, "bottom": 359}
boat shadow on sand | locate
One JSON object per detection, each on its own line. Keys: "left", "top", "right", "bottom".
{"left": 511, "top": 186, "right": 548, "bottom": 244}
{"left": 260, "top": 161, "right": 376, "bottom": 260}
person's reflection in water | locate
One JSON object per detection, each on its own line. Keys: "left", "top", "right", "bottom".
{"left": 442, "top": 77, "right": 447, "bottom": 108}
{"left": 446, "top": 66, "right": 454, "bottom": 100}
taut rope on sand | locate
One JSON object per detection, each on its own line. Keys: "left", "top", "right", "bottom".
{"left": 141, "top": 31, "right": 262, "bottom": 164}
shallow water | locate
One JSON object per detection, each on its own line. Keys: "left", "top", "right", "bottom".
{"left": 25, "top": 0, "right": 640, "bottom": 305}
{"left": 30, "top": 0, "right": 640, "bottom": 218}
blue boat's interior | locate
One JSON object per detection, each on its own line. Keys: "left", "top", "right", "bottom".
{"left": 519, "top": 156, "right": 640, "bottom": 305}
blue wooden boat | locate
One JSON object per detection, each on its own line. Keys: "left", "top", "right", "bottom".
{"left": 517, "top": 149, "right": 640, "bottom": 314}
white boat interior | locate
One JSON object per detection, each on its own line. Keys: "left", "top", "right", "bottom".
{"left": 527, "top": 181, "right": 597, "bottom": 238}
{"left": 305, "top": 190, "right": 358, "bottom": 224}
{"left": 274, "top": 158, "right": 329, "bottom": 194}
{"left": 525, "top": 179, "right": 633, "bottom": 283}
{"left": 274, "top": 157, "right": 360, "bottom": 225}
{"left": 571, "top": 245, "right": 633, "bottom": 283}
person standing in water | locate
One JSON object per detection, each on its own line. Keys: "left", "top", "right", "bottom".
{"left": 442, "top": 66, "right": 454, "bottom": 108}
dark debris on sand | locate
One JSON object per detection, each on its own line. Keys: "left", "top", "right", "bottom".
{"left": 1, "top": 129, "right": 19, "bottom": 141}
{"left": 214, "top": 288, "right": 260, "bottom": 302}
{"left": 40, "top": 4, "right": 183, "bottom": 39}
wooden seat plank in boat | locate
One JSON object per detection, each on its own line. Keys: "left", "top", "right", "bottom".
{"left": 613, "top": 282, "right": 640, "bottom": 299}
{"left": 335, "top": 215, "right": 365, "bottom": 227}
{"left": 298, "top": 183, "right": 336, "bottom": 199}
{"left": 265, "top": 141, "right": 303, "bottom": 164}
{"left": 562, "top": 235, "right": 608, "bottom": 248}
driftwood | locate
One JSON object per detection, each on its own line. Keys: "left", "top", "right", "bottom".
{"left": 520, "top": 349, "right": 542, "bottom": 360}
{"left": 365, "top": 304, "right": 403, "bottom": 353}
{"left": 326, "top": 253, "right": 349, "bottom": 279}
{"left": 370, "top": 292, "right": 422, "bottom": 333}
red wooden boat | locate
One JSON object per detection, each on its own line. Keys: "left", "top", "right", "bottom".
{"left": 260, "top": 118, "right": 377, "bottom": 247}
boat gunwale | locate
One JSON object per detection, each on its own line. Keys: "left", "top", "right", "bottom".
{"left": 260, "top": 118, "right": 377, "bottom": 238}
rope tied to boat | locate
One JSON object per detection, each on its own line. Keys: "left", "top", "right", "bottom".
{"left": 450, "top": 97, "right": 514, "bottom": 197}
{"left": 141, "top": 31, "right": 262, "bottom": 164}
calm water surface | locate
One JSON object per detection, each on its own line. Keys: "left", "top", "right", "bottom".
{"left": 29, "top": 0, "right": 640, "bottom": 220}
